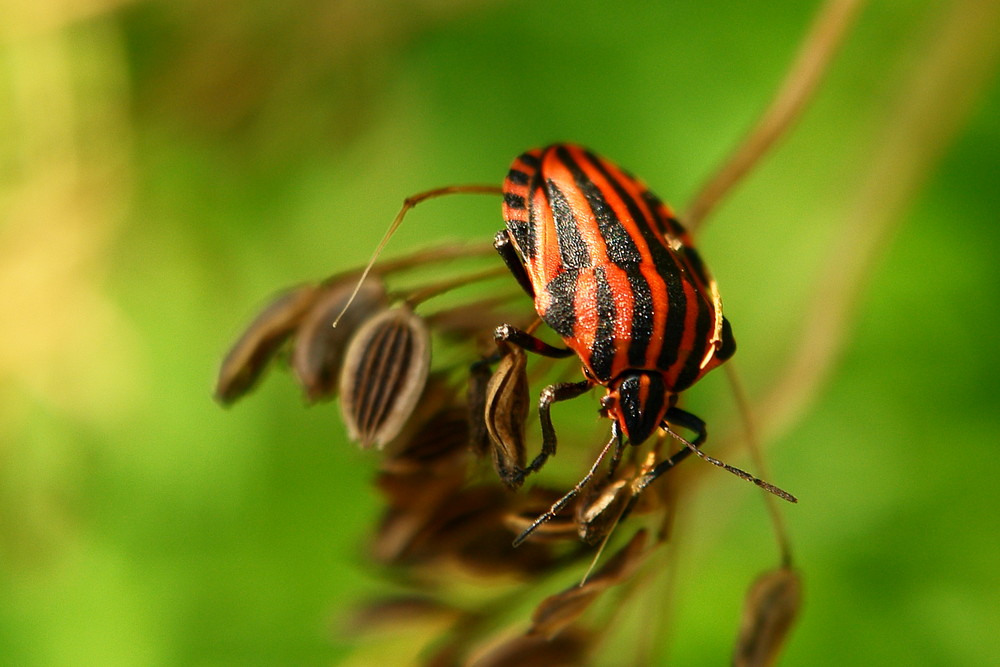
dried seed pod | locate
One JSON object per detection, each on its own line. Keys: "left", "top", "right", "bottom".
{"left": 528, "top": 529, "right": 648, "bottom": 639}
{"left": 343, "top": 597, "right": 461, "bottom": 636}
{"left": 464, "top": 630, "right": 589, "bottom": 667}
{"left": 503, "top": 487, "right": 580, "bottom": 543}
{"left": 372, "top": 484, "right": 503, "bottom": 566}
{"left": 576, "top": 477, "right": 630, "bottom": 545}
{"left": 733, "top": 567, "right": 803, "bottom": 667}
{"left": 467, "top": 359, "right": 494, "bottom": 458}
{"left": 483, "top": 346, "right": 529, "bottom": 487}
{"left": 339, "top": 306, "right": 431, "bottom": 449}
{"left": 215, "top": 284, "right": 319, "bottom": 405}
{"left": 380, "top": 405, "right": 471, "bottom": 475}
{"left": 291, "top": 277, "right": 387, "bottom": 402}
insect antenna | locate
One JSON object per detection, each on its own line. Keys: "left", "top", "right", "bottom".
{"left": 662, "top": 425, "right": 798, "bottom": 503}
{"left": 332, "top": 184, "right": 504, "bottom": 327}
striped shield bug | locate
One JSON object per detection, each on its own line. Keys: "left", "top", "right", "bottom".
{"left": 337, "top": 143, "right": 795, "bottom": 544}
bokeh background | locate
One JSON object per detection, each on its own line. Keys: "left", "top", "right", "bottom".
{"left": 2, "top": 0, "right": 998, "bottom": 664}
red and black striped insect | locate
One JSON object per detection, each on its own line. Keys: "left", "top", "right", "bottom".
{"left": 341, "top": 143, "right": 795, "bottom": 542}
{"left": 495, "top": 144, "right": 733, "bottom": 477}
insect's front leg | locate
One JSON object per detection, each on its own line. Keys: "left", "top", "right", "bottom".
{"left": 494, "top": 323, "right": 574, "bottom": 359}
{"left": 629, "top": 407, "right": 707, "bottom": 496}
{"left": 663, "top": 406, "right": 707, "bottom": 446}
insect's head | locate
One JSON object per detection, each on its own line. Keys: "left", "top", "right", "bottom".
{"left": 602, "top": 372, "right": 676, "bottom": 445}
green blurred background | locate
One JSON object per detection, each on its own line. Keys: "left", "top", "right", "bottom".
{"left": 2, "top": 0, "right": 998, "bottom": 664}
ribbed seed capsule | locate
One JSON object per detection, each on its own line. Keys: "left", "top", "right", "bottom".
{"left": 215, "top": 284, "right": 319, "bottom": 405}
{"left": 292, "top": 277, "right": 387, "bottom": 402}
{"left": 483, "top": 346, "right": 529, "bottom": 487}
{"left": 339, "top": 306, "right": 430, "bottom": 449}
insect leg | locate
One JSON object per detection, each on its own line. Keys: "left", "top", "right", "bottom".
{"left": 522, "top": 379, "right": 593, "bottom": 483}
{"left": 616, "top": 408, "right": 708, "bottom": 521}
{"left": 663, "top": 406, "right": 707, "bottom": 446}
{"left": 494, "top": 323, "right": 574, "bottom": 359}
{"left": 615, "top": 407, "right": 705, "bottom": 497}
{"left": 494, "top": 229, "right": 535, "bottom": 298}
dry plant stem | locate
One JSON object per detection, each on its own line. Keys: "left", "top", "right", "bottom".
{"left": 685, "top": 0, "right": 865, "bottom": 231}
{"left": 364, "top": 241, "right": 497, "bottom": 276}
{"left": 332, "top": 185, "right": 504, "bottom": 326}
{"left": 403, "top": 265, "right": 512, "bottom": 307}
{"left": 746, "top": 0, "right": 1000, "bottom": 448}
{"left": 726, "top": 364, "right": 794, "bottom": 568}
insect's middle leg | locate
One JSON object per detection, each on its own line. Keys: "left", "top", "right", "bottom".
{"left": 493, "top": 320, "right": 585, "bottom": 484}
{"left": 516, "top": 378, "right": 593, "bottom": 485}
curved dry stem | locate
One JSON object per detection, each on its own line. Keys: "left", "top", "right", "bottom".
{"left": 713, "top": 0, "right": 1000, "bottom": 459}
{"left": 726, "top": 364, "right": 794, "bottom": 568}
{"left": 403, "top": 265, "right": 512, "bottom": 307}
{"left": 685, "top": 0, "right": 865, "bottom": 231}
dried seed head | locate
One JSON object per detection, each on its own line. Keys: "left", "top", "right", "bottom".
{"left": 503, "top": 488, "right": 580, "bottom": 543}
{"left": 339, "top": 306, "right": 431, "bottom": 449}
{"left": 464, "top": 630, "right": 589, "bottom": 667}
{"left": 528, "top": 529, "right": 648, "bottom": 639}
{"left": 215, "top": 285, "right": 319, "bottom": 405}
{"left": 483, "top": 346, "right": 529, "bottom": 487}
{"left": 292, "top": 277, "right": 387, "bottom": 402}
{"left": 733, "top": 567, "right": 803, "bottom": 667}
{"left": 343, "top": 597, "right": 461, "bottom": 636}
{"left": 380, "top": 404, "right": 471, "bottom": 476}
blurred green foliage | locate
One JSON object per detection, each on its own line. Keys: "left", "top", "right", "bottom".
{"left": 1, "top": 0, "right": 998, "bottom": 664}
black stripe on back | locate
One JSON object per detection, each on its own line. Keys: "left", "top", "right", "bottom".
{"left": 542, "top": 270, "right": 577, "bottom": 339}
{"left": 673, "top": 299, "right": 712, "bottom": 392}
{"left": 518, "top": 165, "right": 549, "bottom": 262}
{"left": 506, "top": 219, "right": 535, "bottom": 261}
{"left": 546, "top": 179, "right": 591, "bottom": 270}
{"left": 581, "top": 149, "right": 687, "bottom": 376}
{"left": 507, "top": 168, "right": 530, "bottom": 186}
{"left": 504, "top": 192, "right": 526, "bottom": 210}
{"left": 520, "top": 152, "right": 541, "bottom": 169}
{"left": 625, "top": 267, "right": 654, "bottom": 367}
{"left": 590, "top": 266, "right": 617, "bottom": 381}
{"left": 554, "top": 146, "right": 641, "bottom": 267}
